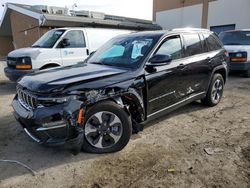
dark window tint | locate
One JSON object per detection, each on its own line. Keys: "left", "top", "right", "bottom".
{"left": 183, "top": 33, "right": 203, "bottom": 56}
{"left": 155, "top": 36, "right": 183, "bottom": 60}
{"left": 62, "top": 30, "right": 86, "bottom": 48}
{"left": 204, "top": 33, "right": 222, "bottom": 51}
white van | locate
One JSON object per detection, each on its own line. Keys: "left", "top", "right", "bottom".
{"left": 4, "top": 27, "right": 132, "bottom": 81}
{"left": 219, "top": 30, "right": 250, "bottom": 77}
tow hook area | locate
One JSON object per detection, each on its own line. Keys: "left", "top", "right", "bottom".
{"left": 12, "top": 97, "right": 86, "bottom": 155}
{"left": 62, "top": 100, "right": 85, "bottom": 155}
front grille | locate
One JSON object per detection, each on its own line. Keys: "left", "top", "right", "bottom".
{"left": 17, "top": 87, "right": 38, "bottom": 110}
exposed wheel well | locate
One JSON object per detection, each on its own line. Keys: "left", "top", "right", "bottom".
{"left": 214, "top": 68, "right": 227, "bottom": 83}
{"left": 40, "top": 63, "right": 60, "bottom": 70}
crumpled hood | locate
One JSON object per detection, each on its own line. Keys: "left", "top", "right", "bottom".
{"left": 8, "top": 48, "right": 41, "bottom": 59}
{"left": 18, "top": 63, "right": 129, "bottom": 93}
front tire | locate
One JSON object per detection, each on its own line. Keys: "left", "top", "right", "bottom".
{"left": 82, "top": 101, "right": 132, "bottom": 153}
{"left": 202, "top": 73, "right": 224, "bottom": 107}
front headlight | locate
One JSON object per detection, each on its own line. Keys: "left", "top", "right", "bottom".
{"left": 38, "top": 95, "right": 80, "bottom": 107}
{"left": 48, "top": 95, "right": 79, "bottom": 103}
{"left": 16, "top": 57, "right": 32, "bottom": 69}
{"left": 235, "top": 53, "right": 243, "bottom": 58}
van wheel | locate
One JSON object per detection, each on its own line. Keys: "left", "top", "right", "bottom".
{"left": 82, "top": 101, "right": 132, "bottom": 153}
{"left": 202, "top": 73, "right": 224, "bottom": 107}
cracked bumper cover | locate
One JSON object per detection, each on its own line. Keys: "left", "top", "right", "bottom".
{"left": 12, "top": 95, "right": 84, "bottom": 148}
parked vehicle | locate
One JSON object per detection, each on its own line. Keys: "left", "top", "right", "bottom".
{"left": 12, "top": 28, "right": 228, "bottom": 153}
{"left": 219, "top": 30, "right": 250, "bottom": 77}
{"left": 4, "top": 27, "right": 132, "bottom": 81}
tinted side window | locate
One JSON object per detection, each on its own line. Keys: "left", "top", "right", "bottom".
{"left": 183, "top": 33, "right": 203, "bottom": 56}
{"left": 155, "top": 36, "right": 183, "bottom": 60}
{"left": 204, "top": 33, "right": 222, "bottom": 51}
{"left": 63, "top": 30, "right": 86, "bottom": 48}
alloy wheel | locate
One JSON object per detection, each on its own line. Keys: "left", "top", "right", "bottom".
{"left": 85, "top": 111, "right": 123, "bottom": 149}
{"left": 211, "top": 79, "right": 223, "bottom": 103}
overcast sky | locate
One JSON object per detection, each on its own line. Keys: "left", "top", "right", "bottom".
{"left": 0, "top": 0, "right": 153, "bottom": 20}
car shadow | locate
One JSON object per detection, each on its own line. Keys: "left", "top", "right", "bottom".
{"left": 0, "top": 100, "right": 208, "bottom": 181}
{"left": 0, "top": 113, "right": 101, "bottom": 181}
{"left": 143, "top": 101, "right": 205, "bottom": 129}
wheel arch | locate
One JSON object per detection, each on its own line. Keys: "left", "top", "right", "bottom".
{"left": 40, "top": 63, "right": 61, "bottom": 70}
{"left": 210, "top": 65, "right": 228, "bottom": 85}
{"left": 83, "top": 88, "right": 146, "bottom": 128}
{"left": 214, "top": 68, "right": 227, "bottom": 84}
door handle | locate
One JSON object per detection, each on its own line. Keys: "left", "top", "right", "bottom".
{"left": 86, "top": 49, "right": 89, "bottom": 56}
{"left": 177, "top": 63, "right": 186, "bottom": 69}
{"left": 206, "top": 57, "right": 212, "bottom": 63}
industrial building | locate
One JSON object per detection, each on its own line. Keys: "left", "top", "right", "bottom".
{"left": 153, "top": 0, "right": 250, "bottom": 33}
{"left": 0, "top": 3, "right": 161, "bottom": 56}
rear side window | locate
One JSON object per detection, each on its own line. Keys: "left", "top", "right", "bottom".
{"left": 183, "top": 33, "right": 203, "bottom": 56}
{"left": 203, "top": 33, "right": 222, "bottom": 51}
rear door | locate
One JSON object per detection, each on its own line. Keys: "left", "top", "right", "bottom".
{"left": 60, "top": 30, "right": 88, "bottom": 66}
{"left": 180, "top": 32, "right": 211, "bottom": 96}
{"left": 202, "top": 33, "right": 225, "bottom": 89}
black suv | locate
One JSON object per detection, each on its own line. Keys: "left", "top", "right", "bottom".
{"left": 12, "top": 29, "right": 228, "bottom": 153}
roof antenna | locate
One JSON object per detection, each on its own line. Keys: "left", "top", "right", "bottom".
{"left": 72, "top": 3, "right": 77, "bottom": 10}
{"left": 71, "top": 3, "right": 77, "bottom": 16}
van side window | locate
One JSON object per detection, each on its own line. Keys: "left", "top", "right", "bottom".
{"left": 183, "top": 33, "right": 203, "bottom": 56}
{"left": 155, "top": 36, "right": 183, "bottom": 60}
{"left": 203, "top": 33, "right": 222, "bottom": 51}
{"left": 62, "top": 30, "right": 86, "bottom": 48}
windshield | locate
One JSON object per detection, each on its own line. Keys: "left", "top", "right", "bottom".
{"left": 87, "top": 35, "right": 159, "bottom": 68}
{"left": 219, "top": 31, "right": 250, "bottom": 45}
{"left": 32, "top": 29, "right": 65, "bottom": 48}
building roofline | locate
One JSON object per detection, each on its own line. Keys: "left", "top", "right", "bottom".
{"left": 0, "top": 3, "right": 162, "bottom": 36}
{"left": 40, "top": 13, "right": 161, "bottom": 30}
{"left": 7, "top": 3, "right": 42, "bottom": 21}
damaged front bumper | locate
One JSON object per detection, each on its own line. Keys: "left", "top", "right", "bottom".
{"left": 12, "top": 95, "right": 84, "bottom": 150}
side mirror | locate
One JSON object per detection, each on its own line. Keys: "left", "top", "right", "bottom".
{"left": 61, "top": 38, "right": 70, "bottom": 47}
{"left": 146, "top": 54, "right": 172, "bottom": 67}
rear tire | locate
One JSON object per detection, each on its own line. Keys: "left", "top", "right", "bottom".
{"left": 82, "top": 101, "right": 132, "bottom": 153}
{"left": 202, "top": 73, "right": 224, "bottom": 107}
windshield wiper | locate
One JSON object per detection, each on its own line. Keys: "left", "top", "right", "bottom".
{"left": 89, "top": 62, "right": 104, "bottom": 65}
{"left": 32, "top": 45, "right": 41, "bottom": 48}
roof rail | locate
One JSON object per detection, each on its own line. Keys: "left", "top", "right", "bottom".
{"left": 172, "top": 28, "right": 210, "bottom": 32}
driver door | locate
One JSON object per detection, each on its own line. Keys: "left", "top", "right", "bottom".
{"left": 59, "top": 30, "right": 88, "bottom": 66}
{"left": 146, "top": 35, "right": 187, "bottom": 116}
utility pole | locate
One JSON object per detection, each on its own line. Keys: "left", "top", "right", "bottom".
{"left": 201, "top": 0, "right": 209, "bottom": 28}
